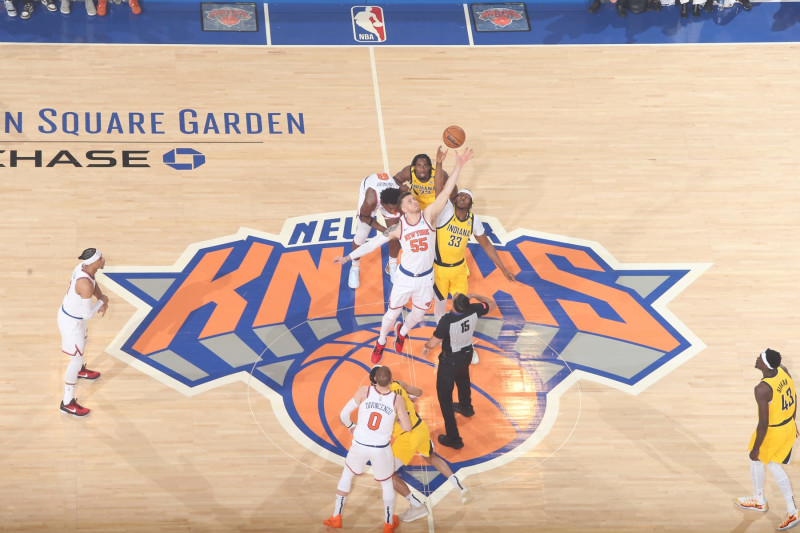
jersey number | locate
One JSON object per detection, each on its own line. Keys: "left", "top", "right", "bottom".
{"left": 367, "top": 412, "right": 382, "bottom": 430}
{"left": 782, "top": 387, "right": 795, "bottom": 411}
{"left": 409, "top": 238, "right": 428, "bottom": 252}
{"left": 461, "top": 320, "right": 470, "bottom": 333}
{"left": 447, "top": 235, "right": 463, "bottom": 247}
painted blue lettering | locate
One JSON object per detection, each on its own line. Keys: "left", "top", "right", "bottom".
{"left": 203, "top": 113, "right": 220, "bottom": 134}
{"left": 107, "top": 113, "right": 124, "bottom": 134}
{"left": 38, "top": 108, "right": 57, "bottom": 134}
{"left": 151, "top": 112, "right": 165, "bottom": 134}
{"left": 180, "top": 109, "right": 198, "bottom": 134}
{"left": 246, "top": 113, "right": 262, "bottom": 134}
{"left": 289, "top": 221, "right": 318, "bottom": 245}
{"left": 4, "top": 112, "right": 22, "bottom": 134}
{"left": 268, "top": 113, "right": 281, "bottom": 134}
{"left": 224, "top": 113, "right": 241, "bottom": 134}
{"left": 288, "top": 113, "right": 304, "bottom": 134}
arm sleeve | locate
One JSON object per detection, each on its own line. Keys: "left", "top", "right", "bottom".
{"left": 80, "top": 298, "right": 105, "bottom": 319}
{"left": 349, "top": 233, "right": 390, "bottom": 261}
{"left": 339, "top": 398, "right": 359, "bottom": 427}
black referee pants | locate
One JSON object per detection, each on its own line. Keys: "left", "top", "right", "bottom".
{"left": 436, "top": 348, "right": 473, "bottom": 440}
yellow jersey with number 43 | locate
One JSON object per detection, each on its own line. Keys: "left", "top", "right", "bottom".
{"left": 749, "top": 366, "right": 797, "bottom": 463}
{"left": 764, "top": 367, "right": 796, "bottom": 427}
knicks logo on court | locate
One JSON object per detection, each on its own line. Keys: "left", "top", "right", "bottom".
{"left": 101, "top": 212, "right": 708, "bottom": 496}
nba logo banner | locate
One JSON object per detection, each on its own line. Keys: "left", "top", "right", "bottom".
{"left": 352, "top": 6, "right": 386, "bottom": 43}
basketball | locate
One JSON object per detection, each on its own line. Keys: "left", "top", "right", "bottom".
{"left": 443, "top": 125, "right": 466, "bottom": 149}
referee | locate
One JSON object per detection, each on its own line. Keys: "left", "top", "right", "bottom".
{"left": 422, "top": 292, "right": 496, "bottom": 449}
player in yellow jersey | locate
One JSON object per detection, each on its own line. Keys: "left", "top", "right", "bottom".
{"left": 369, "top": 366, "right": 470, "bottom": 523}
{"left": 736, "top": 348, "right": 800, "bottom": 531}
{"left": 432, "top": 189, "right": 515, "bottom": 364}
{"left": 393, "top": 152, "right": 455, "bottom": 211}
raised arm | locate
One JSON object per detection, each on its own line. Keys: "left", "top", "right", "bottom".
{"left": 423, "top": 147, "right": 473, "bottom": 224}
{"left": 432, "top": 145, "right": 453, "bottom": 200}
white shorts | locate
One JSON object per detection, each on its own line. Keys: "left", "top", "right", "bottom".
{"left": 58, "top": 308, "right": 87, "bottom": 356}
{"left": 389, "top": 269, "right": 434, "bottom": 311}
{"left": 345, "top": 441, "right": 395, "bottom": 481}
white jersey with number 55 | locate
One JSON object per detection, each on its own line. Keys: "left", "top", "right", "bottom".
{"left": 398, "top": 213, "right": 436, "bottom": 275}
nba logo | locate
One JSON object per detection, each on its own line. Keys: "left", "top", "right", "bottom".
{"left": 351, "top": 6, "right": 386, "bottom": 43}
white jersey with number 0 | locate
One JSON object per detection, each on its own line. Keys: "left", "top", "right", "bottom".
{"left": 352, "top": 386, "right": 397, "bottom": 446}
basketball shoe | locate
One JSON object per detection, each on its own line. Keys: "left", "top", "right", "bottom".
{"left": 60, "top": 398, "right": 90, "bottom": 417}
{"left": 322, "top": 514, "right": 342, "bottom": 528}
{"left": 78, "top": 365, "right": 101, "bottom": 380}
{"left": 128, "top": 0, "right": 140, "bottom": 14}
{"left": 735, "top": 497, "right": 768, "bottom": 512}
{"left": 399, "top": 503, "right": 428, "bottom": 522}
{"left": 383, "top": 515, "right": 399, "bottom": 533}
{"left": 460, "top": 487, "right": 472, "bottom": 504}
{"left": 371, "top": 341, "right": 386, "bottom": 364}
{"left": 84, "top": 0, "right": 95, "bottom": 15}
{"left": 96, "top": 0, "right": 105, "bottom": 15}
{"left": 4, "top": 0, "right": 16, "bottom": 15}
{"left": 779, "top": 512, "right": 800, "bottom": 531}
{"left": 393, "top": 323, "right": 406, "bottom": 353}
{"left": 348, "top": 266, "right": 360, "bottom": 289}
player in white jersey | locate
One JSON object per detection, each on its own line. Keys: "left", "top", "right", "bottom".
{"left": 57, "top": 248, "right": 109, "bottom": 417}
{"left": 323, "top": 366, "right": 412, "bottom": 533}
{"left": 348, "top": 174, "right": 402, "bottom": 289}
{"left": 334, "top": 146, "right": 474, "bottom": 364}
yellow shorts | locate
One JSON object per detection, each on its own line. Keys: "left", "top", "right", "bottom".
{"left": 749, "top": 421, "right": 797, "bottom": 464}
{"left": 392, "top": 419, "right": 433, "bottom": 465}
{"left": 434, "top": 262, "right": 469, "bottom": 300}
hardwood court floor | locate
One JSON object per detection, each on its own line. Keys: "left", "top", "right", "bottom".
{"left": 2, "top": 43, "right": 800, "bottom": 532}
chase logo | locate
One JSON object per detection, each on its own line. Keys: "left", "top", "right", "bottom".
{"left": 101, "top": 213, "right": 708, "bottom": 497}
{"left": 163, "top": 148, "right": 206, "bottom": 170}
{"left": 352, "top": 6, "right": 386, "bottom": 43}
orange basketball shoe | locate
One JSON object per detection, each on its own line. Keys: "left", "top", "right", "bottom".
{"left": 322, "top": 515, "right": 342, "bottom": 528}
{"left": 128, "top": 0, "right": 140, "bottom": 14}
{"left": 393, "top": 322, "right": 406, "bottom": 353}
{"left": 383, "top": 515, "right": 399, "bottom": 533}
{"left": 735, "top": 496, "right": 768, "bottom": 512}
{"left": 96, "top": 0, "right": 105, "bottom": 15}
{"left": 779, "top": 512, "right": 799, "bottom": 531}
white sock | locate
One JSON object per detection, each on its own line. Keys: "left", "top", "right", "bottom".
{"left": 448, "top": 474, "right": 466, "bottom": 492}
{"left": 769, "top": 462, "right": 798, "bottom": 514}
{"left": 406, "top": 493, "right": 424, "bottom": 508}
{"left": 388, "top": 257, "right": 397, "bottom": 266}
{"left": 750, "top": 460, "right": 766, "bottom": 503}
{"left": 63, "top": 383, "right": 76, "bottom": 405}
{"left": 333, "top": 494, "right": 345, "bottom": 516}
{"left": 351, "top": 259, "right": 360, "bottom": 267}
{"left": 381, "top": 479, "right": 394, "bottom": 522}
{"left": 63, "top": 356, "right": 83, "bottom": 404}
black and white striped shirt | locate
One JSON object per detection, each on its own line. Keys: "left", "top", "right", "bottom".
{"left": 433, "top": 302, "right": 490, "bottom": 354}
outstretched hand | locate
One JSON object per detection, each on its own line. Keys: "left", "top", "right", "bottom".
{"left": 333, "top": 256, "right": 349, "bottom": 265}
{"left": 436, "top": 145, "right": 448, "bottom": 164}
{"left": 455, "top": 147, "right": 474, "bottom": 167}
